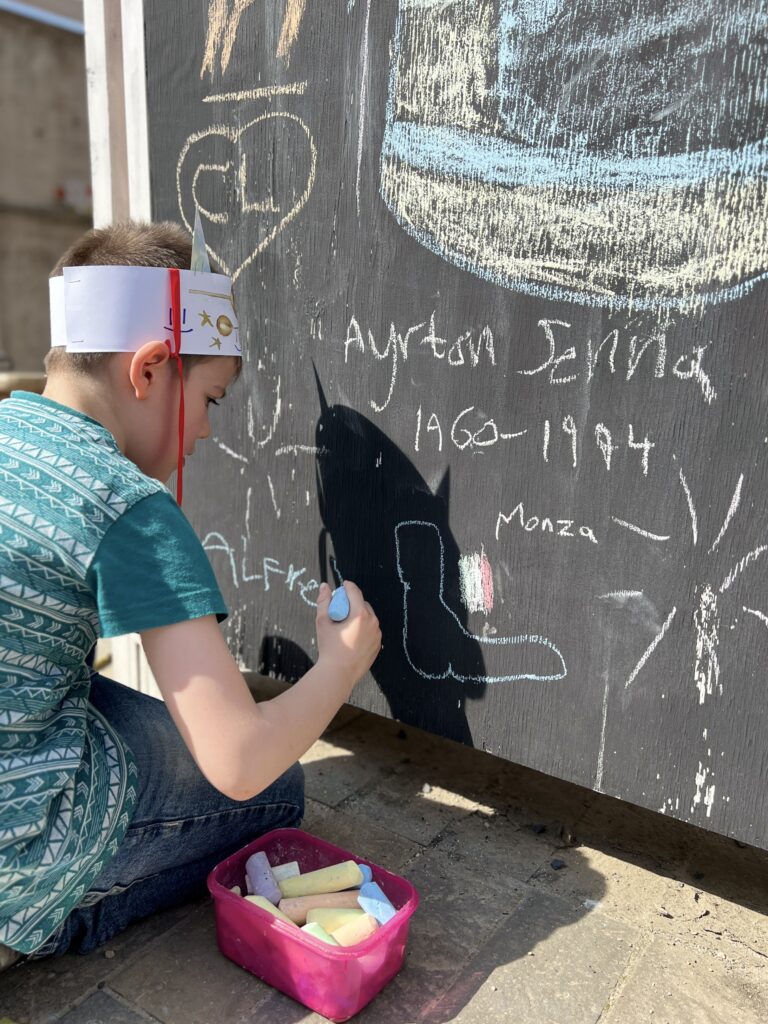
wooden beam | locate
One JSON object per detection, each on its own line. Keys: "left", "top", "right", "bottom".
{"left": 83, "top": 0, "right": 129, "bottom": 224}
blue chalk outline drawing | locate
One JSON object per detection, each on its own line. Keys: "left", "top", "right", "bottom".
{"left": 395, "top": 520, "right": 567, "bottom": 683}
{"left": 378, "top": 0, "right": 768, "bottom": 311}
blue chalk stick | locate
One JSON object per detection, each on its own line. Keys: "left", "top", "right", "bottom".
{"left": 358, "top": 864, "right": 373, "bottom": 885}
{"left": 329, "top": 585, "right": 350, "bottom": 622}
{"left": 357, "top": 881, "right": 396, "bottom": 925}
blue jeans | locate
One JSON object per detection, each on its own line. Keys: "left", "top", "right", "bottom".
{"left": 33, "top": 674, "right": 304, "bottom": 957}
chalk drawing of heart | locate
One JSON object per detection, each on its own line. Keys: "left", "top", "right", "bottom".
{"left": 176, "top": 112, "right": 317, "bottom": 282}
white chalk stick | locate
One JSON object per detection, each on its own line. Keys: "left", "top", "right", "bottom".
{"left": 271, "top": 860, "right": 300, "bottom": 882}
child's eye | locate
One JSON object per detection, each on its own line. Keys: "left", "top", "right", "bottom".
{"left": 207, "top": 398, "right": 220, "bottom": 407}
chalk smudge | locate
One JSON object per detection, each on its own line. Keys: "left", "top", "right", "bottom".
{"left": 693, "top": 584, "right": 720, "bottom": 705}
{"left": 692, "top": 761, "right": 716, "bottom": 818}
{"left": 458, "top": 549, "right": 494, "bottom": 614}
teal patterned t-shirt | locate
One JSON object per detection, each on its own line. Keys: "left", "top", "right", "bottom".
{"left": 0, "top": 392, "right": 225, "bottom": 953}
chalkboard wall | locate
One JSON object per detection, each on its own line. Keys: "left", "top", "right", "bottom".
{"left": 143, "top": 0, "right": 768, "bottom": 848}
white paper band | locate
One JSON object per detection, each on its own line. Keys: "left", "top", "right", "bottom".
{"left": 49, "top": 265, "right": 240, "bottom": 357}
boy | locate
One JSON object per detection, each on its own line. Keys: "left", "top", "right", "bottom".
{"left": 0, "top": 221, "right": 381, "bottom": 963}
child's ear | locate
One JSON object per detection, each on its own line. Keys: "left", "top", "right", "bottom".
{"left": 129, "top": 341, "right": 171, "bottom": 400}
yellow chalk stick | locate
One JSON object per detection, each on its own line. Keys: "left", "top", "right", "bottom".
{"left": 244, "top": 894, "right": 298, "bottom": 927}
{"left": 330, "top": 912, "right": 379, "bottom": 947}
{"left": 306, "top": 907, "right": 366, "bottom": 932}
{"left": 301, "top": 921, "right": 340, "bottom": 945}
{"left": 278, "top": 859, "right": 364, "bottom": 898}
{"left": 278, "top": 890, "right": 363, "bottom": 925}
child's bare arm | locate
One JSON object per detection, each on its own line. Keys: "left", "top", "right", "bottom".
{"left": 140, "top": 581, "right": 380, "bottom": 800}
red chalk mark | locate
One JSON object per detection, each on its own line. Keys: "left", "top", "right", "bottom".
{"left": 480, "top": 550, "right": 494, "bottom": 613}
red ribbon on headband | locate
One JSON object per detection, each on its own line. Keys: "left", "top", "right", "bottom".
{"left": 167, "top": 267, "right": 185, "bottom": 505}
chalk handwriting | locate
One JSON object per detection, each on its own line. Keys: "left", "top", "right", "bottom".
{"left": 415, "top": 405, "right": 526, "bottom": 453}
{"left": 517, "top": 319, "right": 717, "bottom": 404}
{"left": 416, "top": 407, "right": 654, "bottom": 477}
{"left": 495, "top": 502, "right": 598, "bottom": 544}
{"left": 343, "top": 314, "right": 717, "bottom": 415}
{"left": 202, "top": 529, "right": 319, "bottom": 607}
{"left": 344, "top": 313, "right": 496, "bottom": 412}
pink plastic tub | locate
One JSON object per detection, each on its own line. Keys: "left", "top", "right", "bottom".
{"left": 207, "top": 828, "right": 419, "bottom": 1021}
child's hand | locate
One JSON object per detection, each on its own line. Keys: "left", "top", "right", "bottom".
{"left": 315, "top": 580, "right": 381, "bottom": 690}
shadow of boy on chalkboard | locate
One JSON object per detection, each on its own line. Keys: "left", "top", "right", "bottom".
{"left": 311, "top": 375, "right": 567, "bottom": 745}
{"left": 312, "top": 378, "right": 487, "bottom": 745}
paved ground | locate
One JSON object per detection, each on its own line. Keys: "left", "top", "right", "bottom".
{"left": 1, "top": 690, "right": 766, "bottom": 1024}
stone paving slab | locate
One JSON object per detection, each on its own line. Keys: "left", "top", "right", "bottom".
{"left": 300, "top": 797, "right": 422, "bottom": 870}
{"left": 600, "top": 936, "right": 768, "bottom": 1024}
{"left": 1, "top": 705, "right": 766, "bottom": 1024}
{"left": 54, "top": 992, "right": 153, "bottom": 1024}
{"left": 340, "top": 763, "right": 482, "bottom": 847}
{"left": 421, "top": 889, "right": 640, "bottom": 1024}
{"left": 300, "top": 737, "right": 390, "bottom": 808}
{"left": 107, "top": 903, "right": 271, "bottom": 1024}
{"left": 0, "top": 900, "right": 198, "bottom": 1024}
{"left": 526, "top": 842, "right": 768, "bottom": 966}
{"left": 430, "top": 810, "right": 560, "bottom": 888}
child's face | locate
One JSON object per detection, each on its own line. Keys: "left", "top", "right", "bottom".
{"left": 147, "top": 356, "right": 240, "bottom": 484}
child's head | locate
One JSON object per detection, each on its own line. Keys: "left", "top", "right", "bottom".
{"left": 47, "top": 220, "right": 241, "bottom": 486}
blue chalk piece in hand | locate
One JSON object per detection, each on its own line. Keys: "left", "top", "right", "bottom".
{"left": 357, "top": 881, "right": 396, "bottom": 925}
{"left": 328, "top": 585, "right": 350, "bottom": 622}
{"left": 358, "top": 864, "right": 373, "bottom": 885}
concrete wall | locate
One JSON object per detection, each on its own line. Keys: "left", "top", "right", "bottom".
{"left": 0, "top": 6, "right": 90, "bottom": 374}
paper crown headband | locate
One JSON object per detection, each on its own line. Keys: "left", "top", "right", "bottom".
{"left": 49, "top": 266, "right": 240, "bottom": 357}
{"left": 47, "top": 216, "right": 240, "bottom": 505}
{"left": 49, "top": 210, "right": 239, "bottom": 357}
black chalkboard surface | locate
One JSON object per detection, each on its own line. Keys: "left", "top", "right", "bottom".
{"left": 143, "top": 0, "right": 768, "bottom": 849}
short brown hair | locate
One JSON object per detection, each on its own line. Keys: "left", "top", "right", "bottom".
{"left": 46, "top": 220, "right": 240, "bottom": 379}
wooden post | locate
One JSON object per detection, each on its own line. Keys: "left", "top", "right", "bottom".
{"left": 84, "top": 0, "right": 149, "bottom": 224}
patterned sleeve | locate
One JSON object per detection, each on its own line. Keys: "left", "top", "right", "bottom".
{"left": 86, "top": 491, "right": 228, "bottom": 637}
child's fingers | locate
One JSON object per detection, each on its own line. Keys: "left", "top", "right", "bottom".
{"left": 341, "top": 579, "right": 365, "bottom": 613}
{"left": 315, "top": 581, "right": 332, "bottom": 614}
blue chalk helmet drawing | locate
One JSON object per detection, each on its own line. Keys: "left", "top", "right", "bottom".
{"left": 378, "top": 0, "right": 768, "bottom": 311}
{"left": 395, "top": 521, "right": 567, "bottom": 683}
